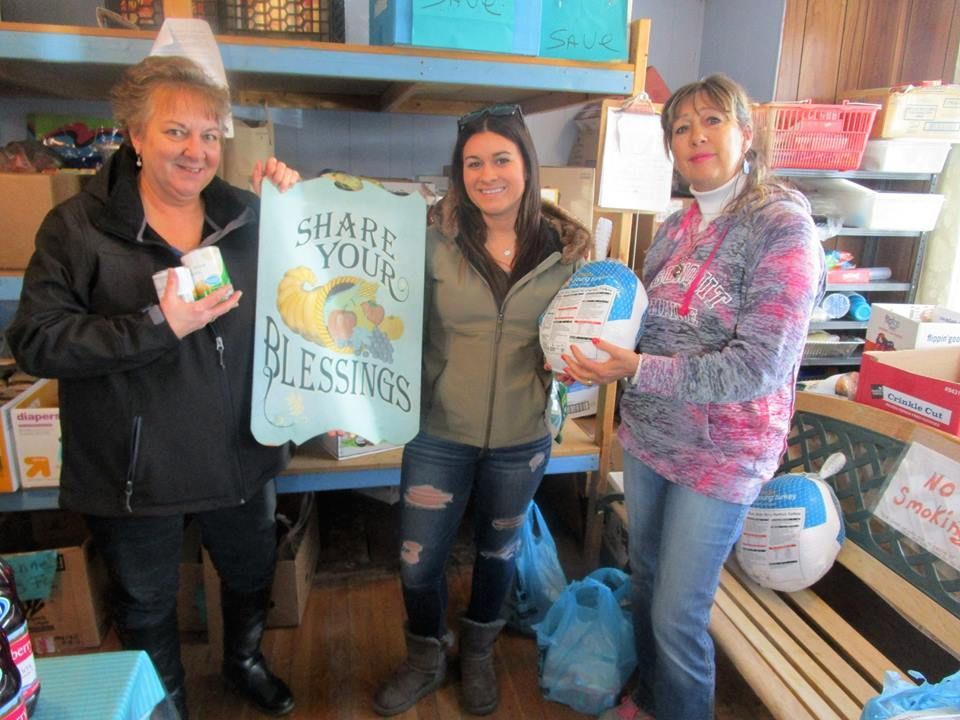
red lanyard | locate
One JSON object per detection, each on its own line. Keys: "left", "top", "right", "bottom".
{"left": 673, "top": 203, "right": 731, "bottom": 317}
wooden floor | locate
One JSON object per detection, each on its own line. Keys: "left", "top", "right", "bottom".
{"left": 92, "top": 484, "right": 774, "bottom": 719}
{"left": 166, "top": 564, "right": 772, "bottom": 720}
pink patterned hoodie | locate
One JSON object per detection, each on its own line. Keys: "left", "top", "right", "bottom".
{"left": 618, "top": 182, "right": 825, "bottom": 505}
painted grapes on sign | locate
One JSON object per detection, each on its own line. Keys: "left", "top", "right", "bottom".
{"left": 252, "top": 175, "right": 426, "bottom": 446}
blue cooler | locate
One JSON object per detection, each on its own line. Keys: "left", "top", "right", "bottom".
{"left": 370, "top": 0, "right": 542, "bottom": 56}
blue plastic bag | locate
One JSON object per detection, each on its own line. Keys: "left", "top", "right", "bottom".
{"left": 861, "top": 669, "right": 960, "bottom": 720}
{"left": 502, "top": 502, "right": 568, "bottom": 635}
{"left": 534, "top": 568, "right": 637, "bottom": 715}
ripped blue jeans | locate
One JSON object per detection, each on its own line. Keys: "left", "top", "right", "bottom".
{"left": 398, "top": 430, "right": 552, "bottom": 638}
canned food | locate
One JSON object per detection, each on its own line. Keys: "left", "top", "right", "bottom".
{"left": 152, "top": 267, "right": 196, "bottom": 303}
{"left": 182, "top": 246, "right": 232, "bottom": 299}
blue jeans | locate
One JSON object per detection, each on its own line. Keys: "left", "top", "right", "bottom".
{"left": 84, "top": 479, "right": 278, "bottom": 633}
{"left": 622, "top": 454, "right": 750, "bottom": 720}
{"left": 398, "top": 431, "right": 552, "bottom": 638}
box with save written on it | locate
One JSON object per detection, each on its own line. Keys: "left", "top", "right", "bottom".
{"left": 856, "top": 347, "right": 960, "bottom": 436}
{"left": 10, "top": 379, "right": 61, "bottom": 489}
{"left": 865, "top": 304, "right": 960, "bottom": 352}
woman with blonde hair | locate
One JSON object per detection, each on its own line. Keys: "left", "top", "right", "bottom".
{"left": 8, "top": 55, "right": 300, "bottom": 719}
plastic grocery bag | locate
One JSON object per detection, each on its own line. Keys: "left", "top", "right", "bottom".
{"left": 502, "top": 502, "right": 568, "bottom": 635}
{"left": 534, "top": 568, "right": 637, "bottom": 715}
{"left": 860, "top": 669, "right": 960, "bottom": 720}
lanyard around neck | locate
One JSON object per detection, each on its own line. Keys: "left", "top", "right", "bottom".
{"left": 674, "top": 203, "right": 731, "bottom": 318}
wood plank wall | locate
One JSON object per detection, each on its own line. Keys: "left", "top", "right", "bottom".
{"left": 776, "top": 0, "right": 960, "bottom": 101}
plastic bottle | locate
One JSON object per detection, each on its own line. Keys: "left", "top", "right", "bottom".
{"left": 845, "top": 292, "right": 872, "bottom": 322}
{"left": 0, "top": 560, "right": 38, "bottom": 716}
{"left": 0, "top": 631, "right": 25, "bottom": 720}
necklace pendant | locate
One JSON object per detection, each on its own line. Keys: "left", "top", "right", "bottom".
{"left": 503, "top": 249, "right": 513, "bottom": 257}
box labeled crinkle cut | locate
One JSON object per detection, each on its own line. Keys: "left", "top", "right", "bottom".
{"left": 865, "top": 304, "right": 960, "bottom": 352}
{"left": 856, "top": 347, "right": 960, "bottom": 436}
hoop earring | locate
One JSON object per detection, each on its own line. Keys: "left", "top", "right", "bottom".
{"left": 136, "top": 154, "right": 143, "bottom": 168}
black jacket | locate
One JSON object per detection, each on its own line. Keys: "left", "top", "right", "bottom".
{"left": 7, "top": 145, "right": 292, "bottom": 516}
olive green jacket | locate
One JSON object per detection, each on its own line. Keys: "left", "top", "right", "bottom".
{"left": 420, "top": 201, "right": 591, "bottom": 448}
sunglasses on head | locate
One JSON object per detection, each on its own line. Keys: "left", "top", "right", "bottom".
{"left": 457, "top": 103, "right": 524, "bottom": 131}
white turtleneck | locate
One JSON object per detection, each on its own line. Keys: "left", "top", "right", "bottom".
{"left": 689, "top": 173, "right": 746, "bottom": 230}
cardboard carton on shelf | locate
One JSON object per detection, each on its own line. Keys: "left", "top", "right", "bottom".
{"left": 840, "top": 82, "right": 960, "bottom": 140}
{"left": 856, "top": 347, "right": 960, "bottom": 436}
{"left": 0, "top": 510, "right": 110, "bottom": 654}
{"left": 319, "top": 433, "right": 399, "bottom": 460}
{"left": 10, "top": 379, "right": 60, "bottom": 489}
{"left": 202, "top": 492, "right": 320, "bottom": 648}
{"left": 865, "top": 304, "right": 960, "bottom": 352}
{"left": 0, "top": 172, "right": 88, "bottom": 270}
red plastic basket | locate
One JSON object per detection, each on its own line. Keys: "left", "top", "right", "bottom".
{"left": 753, "top": 101, "right": 880, "bottom": 171}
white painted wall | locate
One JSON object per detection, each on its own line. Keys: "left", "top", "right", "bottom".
{"left": 634, "top": 0, "right": 705, "bottom": 93}
{"left": 699, "top": 0, "right": 786, "bottom": 102}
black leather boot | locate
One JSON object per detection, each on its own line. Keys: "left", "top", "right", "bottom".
{"left": 116, "top": 611, "right": 189, "bottom": 720}
{"left": 221, "top": 585, "right": 294, "bottom": 716}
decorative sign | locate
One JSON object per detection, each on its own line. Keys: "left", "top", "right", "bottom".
{"left": 413, "top": 0, "right": 516, "bottom": 54}
{"left": 3, "top": 551, "right": 57, "bottom": 602}
{"left": 252, "top": 177, "right": 426, "bottom": 447}
{"left": 874, "top": 441, "right": 960, "bottom": 571}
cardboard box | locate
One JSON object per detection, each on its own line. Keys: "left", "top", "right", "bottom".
{"left": 0, "top": 511, "right": 110, "bottom": 654}
{"left": 370, "top": 0, "right": 541, "bottom": 55}
{"left": 0, "top": 389, "right": 24, "bottom": 493}
{"left": 177, "top": 520, "right": 206, "bottom": 633}
{"left": 865, "top": 304, "right": 960, "bottom": 352}
{"left": 0, "top": 173, "right": 86, "bottom": 270}
{"left": 856, "top": 347, "right": 960, "bottom": 435}
{"left": 10, "top": 379, "right": 60, "bottom": 489}
{"left": 600, "top": 472, "right": 628, "bottom": 569}
{"left": 539, "top": 0, "right": 630, "bottom": 62}
{"left": 566, "top": 381, "right": 598, "bottom": 419}
{"left": 840, "top": 83, "right": 960, "bottom": 140}
{"left": 540, "top": 166, "right": 596, "bottom": 233}
{"left": 319, "top": 434, "right": 399, "bottom": 460}
{"left": 202, "top": 492, "right": 320, "bottom": 654}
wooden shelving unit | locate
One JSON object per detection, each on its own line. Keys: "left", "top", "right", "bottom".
{"left": 0, "top": 17, "right": 653, "bottom": 553}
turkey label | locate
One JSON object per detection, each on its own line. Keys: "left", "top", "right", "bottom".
{"left": 252, "top": 177, "right": 426, "bottom": 447}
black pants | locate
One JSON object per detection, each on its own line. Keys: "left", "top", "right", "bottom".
{"left": 84, "top": 480, "right": 278, "bottom": 634}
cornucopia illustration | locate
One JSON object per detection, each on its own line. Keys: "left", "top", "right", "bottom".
{"left": 277, "top": 266, "right": 404, "bottom": 363}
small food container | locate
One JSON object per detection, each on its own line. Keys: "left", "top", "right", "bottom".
{"left": 152, "top": 267, "right": 196, "bottom": 303}
{"left": 182, "top": 247, "right": 232, "bottom": 299}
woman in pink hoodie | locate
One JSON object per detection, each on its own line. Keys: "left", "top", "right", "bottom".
{"left": 563, "top": 74, "right": 825, "bottom": 720}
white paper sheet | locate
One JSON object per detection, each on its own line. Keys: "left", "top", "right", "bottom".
{"left": 597, "top": 109, "right": 673, "bottom": 213}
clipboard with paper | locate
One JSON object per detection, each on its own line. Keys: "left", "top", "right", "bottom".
{"left": 595, "top": 96, "right": 673, "bottom": 213}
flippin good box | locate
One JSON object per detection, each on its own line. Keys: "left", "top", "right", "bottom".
{"left": 370, "top": 0, "right": 541, "bottom": 55}
{"left": 856, "top": 347, "right": 960, "bottom": 435}
{"left": 865, "top": 304, "right": 960, "bottom": 352}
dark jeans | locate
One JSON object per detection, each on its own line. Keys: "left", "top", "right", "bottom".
{"left": 398, "top": 431, "right": 552, "bottom": 638}
{"left": 84, "top": 479, "right": 278, "bottom": 634}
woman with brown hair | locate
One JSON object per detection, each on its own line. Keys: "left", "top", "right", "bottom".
{"left": 372, "top": 104, "right": 591, "bottom": 717}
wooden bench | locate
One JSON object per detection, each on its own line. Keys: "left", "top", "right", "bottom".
{"left": 603, "top": 392, "right": 960, "bottom": 720}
